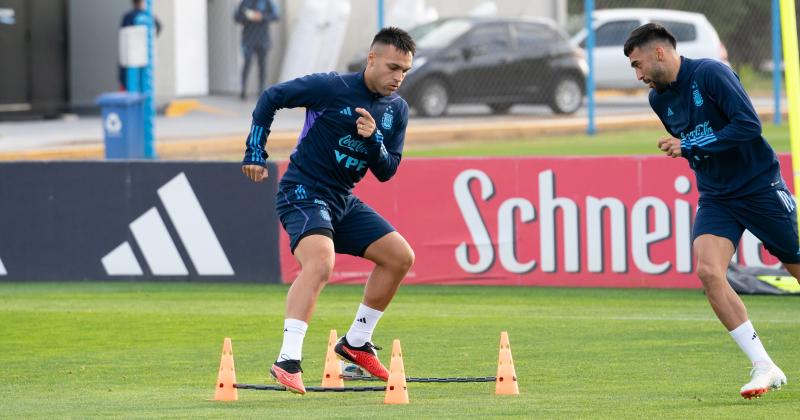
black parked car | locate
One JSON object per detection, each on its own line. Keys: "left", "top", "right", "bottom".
{"left": 348, "top": 17, "right": 587, "bottom": 117}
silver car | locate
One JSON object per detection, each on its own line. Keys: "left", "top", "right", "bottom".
{"left": 571, "top": 8, "right": 728, "bottom": 90}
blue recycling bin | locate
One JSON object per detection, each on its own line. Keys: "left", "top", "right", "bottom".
{"left": 96, "top": 92, "right": 147, "bottom": 159}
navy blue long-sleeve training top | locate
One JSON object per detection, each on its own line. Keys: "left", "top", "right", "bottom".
{"left": 242, "top": 71, "right": 409, "bottom": 195}
{"left": 649, "top": 57, "right": 783, "bottom": 199}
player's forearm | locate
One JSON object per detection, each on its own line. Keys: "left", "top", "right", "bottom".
{"left": 366, "top": 146, "right": 400, "bottom": 182}
{"left": 691, "top": 119, "right": 762, "bottom": 154}
{"left": 242, "top": 121, "right": 269, "bottom": 166}
{"left": 362, "top": 129, "right": 398, "bottom": 181}
{"left": 369, "top": 159, "right": 400, "bottom": 182}
{"left": 241, "top": 91, "right": 280, "bottom": 166}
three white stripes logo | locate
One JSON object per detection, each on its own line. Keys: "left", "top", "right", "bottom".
{"left": 101, "top": 173, "right": 234, "bottom": 276}
{"left": 777, "top": 190, "right": 796, "bottom": 213}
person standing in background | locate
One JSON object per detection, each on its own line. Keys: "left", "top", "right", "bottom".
{"left": 119, "top": 0, "right": 161, "bottom": 91}
{"left": 234, "top": 0, "right": 280, "bottom": 101}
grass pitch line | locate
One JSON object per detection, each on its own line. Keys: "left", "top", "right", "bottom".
{"left": 215, "top": 332, "right": 520, "bottom": 403}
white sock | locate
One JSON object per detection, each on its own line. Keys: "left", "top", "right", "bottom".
{"left": 276, "top": 318, "right": 308, "bottom": 362}
{"left": 729, "top": 320, "right": 773, "bottom": 365}
{"left": 345, "top": 303, "right": 383, "bottom": 347}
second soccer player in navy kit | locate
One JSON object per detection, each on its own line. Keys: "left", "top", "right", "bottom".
{"left": 625, "top": 23, "right": 793, "bottom": 399}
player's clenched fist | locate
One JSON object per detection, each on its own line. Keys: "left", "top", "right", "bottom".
{"left": 657, "top": 136, "right": 682, "bottom": 158}
{"left": 355, "top": 107, "right": 376, "bottom": 138}
{"left": 242, "top": 164, "right": 269, "bottom": 183}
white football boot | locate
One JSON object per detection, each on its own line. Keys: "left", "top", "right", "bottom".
{"left": 740, "top": 361, "right": 786, "bottom": 399}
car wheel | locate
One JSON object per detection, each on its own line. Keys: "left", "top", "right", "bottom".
{"left": 548, "top": 77, "right": 583, "bottom": 115}
{"left": 488, "top": 103, "right": 513, "bottom": 115}
{"left": 415, "top": 78, "right": 449, "bottom": 117}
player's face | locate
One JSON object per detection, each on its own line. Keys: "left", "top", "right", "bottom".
{"left": 365, "top": 44, "right": 413, "bottom": 96}
{"left": 628, "top": 45, "right": 670, "bottom": 93}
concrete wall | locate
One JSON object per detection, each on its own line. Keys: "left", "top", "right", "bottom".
{"left": 68, "top": 0, "right": 565, "bottom": 105}
{"left": 207, "top": 0, "right": 241, "bottom": 94}
{"left": 156, "top": 0, "right": 209, "bottom": 96}
{"left": 69, "top": 0, "right": 208, "bottom": 109}
{"left": 68, "top": 0, "right": 130, "bottom": 109}
{"left": 207, "top": 0, "right": 287, "bottom": 96}
{"left": 152, "top": 0, "right": 175, "bottom": 102}
{"left": 208, "top": 0, "right": 564, "bottom": 94}
{"left": 282, "top": 0, "right": 566, "bottom": 77}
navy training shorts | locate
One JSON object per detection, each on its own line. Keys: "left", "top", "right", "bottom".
{"left": 693, "top": 186, "right": 800, "bottom": 263}
{"left": 275, "top": 182, "right": 395, "bottom": 256}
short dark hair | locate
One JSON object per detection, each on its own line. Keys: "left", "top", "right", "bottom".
{"left": 371, "top": 27, "right": 416, "bottom": 56}
{"left": 623, "top": 23, "right": 677, "bottom": 57}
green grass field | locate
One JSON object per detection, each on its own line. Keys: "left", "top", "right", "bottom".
{"left": 3, "top": 123, "right": 796, "bottom": 417}
{"left": 2, "top": 282, "right": 799, "bottom": 418}
{"left": 404, "top": 123, "right": 791, "bottom": 157}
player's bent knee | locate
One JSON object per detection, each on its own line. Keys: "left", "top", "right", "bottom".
{"left": 301, "top": 262, "right": 333, "bottom": 284}
{"left": 388, "top": 239, "right": 415, "bottom": 271}
{"left": 696, "top": 265, "right": 726, "bottom": 289}
{"left": 386, "top": 247, "right": 414, "bottom": 275}
{"left": 400, "top": 247, "right": 415, "bottom": 272}
{"left": 298, "top": 252, "right": 335, "bottom": 282}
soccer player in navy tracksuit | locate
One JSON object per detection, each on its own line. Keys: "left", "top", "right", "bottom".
{"left": 241, "top": 28, "right": 416, "bottom": 394}
{"left": 625, "top": 23, "right": 792, "bottom": 399}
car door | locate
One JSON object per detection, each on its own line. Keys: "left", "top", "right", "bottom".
{"left": 511, "top": 22, "right": 564, "bottom": 100}
{"left": 448, "top": 22, "right": 514, "bottom": 101}
{"left": 583, "top": 19, "right": 642, "bottom": 89}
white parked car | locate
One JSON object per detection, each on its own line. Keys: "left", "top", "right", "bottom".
{"left": 571, "top": 8, "right": 728, "bottom": 89}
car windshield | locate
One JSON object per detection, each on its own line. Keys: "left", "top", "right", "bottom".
{"left": 413, "top": 19, "right": 474, "bottom": 49}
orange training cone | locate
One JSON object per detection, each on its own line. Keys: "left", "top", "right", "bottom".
{"left": 384, "top": 339, "right": 409, "bottom": 404}
{"left": 322, "top": 329, "right": 344, "bottom": 387}
{"left": 214, "top": 337, "right": 238, "bottom": 401}
{"left": 495, "top": 331, "right": 519, "bottom": 395}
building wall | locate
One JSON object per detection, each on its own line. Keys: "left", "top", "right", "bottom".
{"left": 68, "top": 0, "right": 565, "bottom": 106}
{"left": 282, "top": 0, "right": 566, "bottom": 79}
{"left": 171, "top": 0, "right": 209, "bottom": 96}
{"left": 152, "top": 0, "right": 175, "bottom": 102}
{"left": 207, "top": 0, "right": 242, "bottom": 94}
{"left": 68, "top": 0, "right": 130, "bottom": 109}
{"left": 68, "top": 0, "right": 208, "bottom": 109}
{"left": 207, "top": 0, "right": 287, "bottom": 96}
